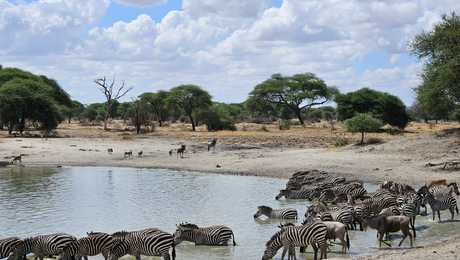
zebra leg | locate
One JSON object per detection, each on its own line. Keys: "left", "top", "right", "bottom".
{"left": 135, "top": 255, "right": 141, "bottom": 260}
{"left": 311, "top": 243, "right": 318, "bottom": 260}
{"left": 438, "top": 210, "right": 441, "bottom": 222}
{"left": 450, "top": 207, "right": 455, "bottom": 220}
{"left": 281, "top": 246, "right": 288, "bottom": 260}
{"left": 411, "top": 217, "right": 416, "bottom": 239}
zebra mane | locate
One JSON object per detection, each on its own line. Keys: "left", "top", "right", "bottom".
{"left": 178, "top": 223, "right": 199, "bottom": 230}
{"left": 258, "top": 205, "right": 272, "bottom": 211}
{"left": 111, "top": 231, "right": 129, "bottom": 237}
{"left": 87, "top": 231, "right": 107, "bottom": 236}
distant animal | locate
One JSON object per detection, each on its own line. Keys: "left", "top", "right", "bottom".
{"left": 174, "top": 223, "right": 236, "bottom": 246}
{"left": 10, "top": 155, "right": 22, "bottom": 165}
{"left": 207, "top": 138, "right": 217, "bottom": 151}
{"left": 107, "top": 148, "right": 114, "bottom": 154}
{"left": 177, "top": 145, "right": 186, "bottom": 158}
{"left": 253, "top": 206, "right": 297, "bottom": 220}
{"left": 168, "top": 150, "right": 173, "bottom": 156}
{"left": 23, "top": 233, "right": 77, "bottom": 260}
{"left": 427, "top": 179, "right": 448, "bottom": 189}
{"left": 124, "top": 151, "right": 133, "bottom": 159}
{"left": 138, "top": 151, "right": 143, "bottom": 157}
{"left": 106, "top": 229, "right": 175, "bottom": 260}
{"left": 0, "top": 237, "right": 25, "bottom": 260}
{"left": 362, "top": 215, "right": 413, "bottom": 248}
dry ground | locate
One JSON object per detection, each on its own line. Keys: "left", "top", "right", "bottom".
{"left": 1, "top": 121, "right": 460, "bottom": 259}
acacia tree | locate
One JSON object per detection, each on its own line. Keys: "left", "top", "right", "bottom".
{"left": 128, "top": 99, "right": 151, "bottom": 134}
{"left": 248, "top": 73, "right": 337, "bottom": 125}
{"left": 411, "top": 13, "right": 460, "bottom": 108}
{"left": 94, "top": 77, "right": 133, "bottom": 130}
{"left": 167, "top": 85, "right": 212, "bottom": 131}
{"left": 140, "top": 91, "right": 169, "bottom": 126}
{"left": 345, "top": 114, "right": 383, "bottom": 145}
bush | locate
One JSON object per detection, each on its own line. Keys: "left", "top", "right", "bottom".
{"left": 334, "top": 138, "right": 349, "bottom": 147}
{"left": 345, "top": 114, "right": 383, "bottom": 145}
{"left": 279, "top": 120, "right": 291, "bottom": 130}
{"left": 202, "top": 110, "right": 236, "bottom": 131}
{"left": 452, "top": 108, "right": 460, "bottom": 123}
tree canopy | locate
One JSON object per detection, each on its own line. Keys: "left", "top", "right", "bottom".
{"left": 248, "top": 73, "right": 337, "bottom": 125}
{"left": 139, "top": 91, "right": 169, "bottom": 126}
{"left": 411, "top": 12, "right": 460, "bottom": 114}
{"left": 345, "top": 114, "right": 383, "bottom": 145}
{"left": 336, "top": 88, "right": 409, "bottom": 129}
{"left": 167, "top": 85, "right": 212, "bottom": 131}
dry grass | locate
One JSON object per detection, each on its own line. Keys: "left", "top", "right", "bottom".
{"left": 1, "top": 121, "right": 459, "bottom": 149}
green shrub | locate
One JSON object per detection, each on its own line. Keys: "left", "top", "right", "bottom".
{"left": 345, "top": 114, "right": 383, "bottom": 145}
{"left": 334, "top": 138, "right": 349, "bottom": 147}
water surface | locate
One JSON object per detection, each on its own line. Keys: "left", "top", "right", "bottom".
{"left": 0, "top": 167, "right": 459, "bottom": 259}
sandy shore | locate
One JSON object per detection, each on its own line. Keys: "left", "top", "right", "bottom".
{"left": 1, "top": 128, "right": 460, "bottom": 259}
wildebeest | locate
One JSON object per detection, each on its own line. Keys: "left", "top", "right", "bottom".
{"left": 124, "top": 151, "right": 133, "bottom": 159}
{"left": 362, "top": 215, "right": 413, "bottom": 248}
{"left": 177, "top": 145, "right": 186, "bottom": 158}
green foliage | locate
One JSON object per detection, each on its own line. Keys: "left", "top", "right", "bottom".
{"left": 415, "top": 76, "right": 454, "bottom": 121}
{"left": 334, "top": 138, "right": 349, "bottom": 147}
{"left": 411, "top": 12, "right": 460, "bottom": 108}
{"left": 127, "top": 99, "right": 152, "bottom": 134}
{"left": 452, "top": 108, "right": 460, "bottom": 122}
{"left": 336, "top": 88, "right": 409, "bottom": 129}
{"left": 167, "top": 85, "right": 212, "bottom": 131}
{"left": 140, "top": 91, "right": 170, "bottom": 126}
{"left": 345, "top": 114, "right": 383, "bottom": 145}
{"left": 248, "top": 73, "right": 337, "bottom": 124}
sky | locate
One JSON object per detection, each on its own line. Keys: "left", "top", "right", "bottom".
{"left": 1, "top": 0, "right": 459, "bottom": 105}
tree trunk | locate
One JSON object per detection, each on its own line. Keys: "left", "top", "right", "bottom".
{"left": 68, "top": 116, "right": 71, "bottom": 124}
{"left": 159, "top": 120, "right": 162, "bottom": 127}
{"left": 295, "top": 109, "right": 304, "bottom": 125}
{"left": 361, "top": 131, "right": 365, "bottom": 145}
{"left": 104, "top": 102, "right": 112, "bottom": 131}
{"left": 189, "top": 114, "right": 196, "bottom": 131}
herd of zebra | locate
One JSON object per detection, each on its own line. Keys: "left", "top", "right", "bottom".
{"left": 0, "top": 223, "right": 236, "bottom": 260}
{"left": 253, "top": 170, "right": 460, "bottom": 260}
{"left": 2, "top": 170, "right": 459, "bottom": 260}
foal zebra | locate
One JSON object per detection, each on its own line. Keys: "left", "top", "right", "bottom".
{"left": 58, "top": 232, "right": 114, "bottom": 260}
{"left": 107, "top": 229, "right": 175, "bottom": 260}
{"left": 0, "top": 237, "right": 25, "bottom": 260}
{"left": 24, "top": 233, "right": 77, "bottom": 260}
{"left": 174, "top": 223, "right": 236, "bottom": 246}
{"left": 254, "top": 206, "right": 298, "bottom": 220}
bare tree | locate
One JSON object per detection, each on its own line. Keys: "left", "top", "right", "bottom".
{"left": 94, "top": 77, "right": 133, "bottom": 130}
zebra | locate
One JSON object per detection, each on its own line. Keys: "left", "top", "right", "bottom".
{"left": 107, "top": 229, "right": 175, "bottom": 260}
{"left": 275, "top": 189, "right": 316, "bottom": 200}
{"left": 261, "top": 224, "right": 296, "bottom": 260}
{"left": 0, "top": 237, "right": 25, "bottom": 260}
{"left": 58, "top": 232, "right": 114, "bottom": 260}
{"left": 254, "top": 206, "right": 298, "bottom": 220}
{"left": 23, "top": 233, "right": 77, "bottom": 260}
{"left": 429, "top": 182, "right": 460, "bottom": 197}
{"left": 173, "top": 223, "right": 236, "bottom": 246}
{"left": 277, "top": 222, "right": 328, "bottom": 260}
{"left": 362, "top": 195, "right": 397, "bottom": 216}
{"left": 400, "top": 201, "right": 418, "bottom": 238}
{"left": 420, "top": 189, "right": 458, "bottom": 222}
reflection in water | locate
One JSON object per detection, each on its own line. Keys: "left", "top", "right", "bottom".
{"left": 0, "top": 167, "right": 459, "bottom": 259}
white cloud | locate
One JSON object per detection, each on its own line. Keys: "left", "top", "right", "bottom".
{"left": 115, "top": 0, "right": 167, "bottom": 6}
{"left": 2, "top": 0, "right": 459, "bottom": 104}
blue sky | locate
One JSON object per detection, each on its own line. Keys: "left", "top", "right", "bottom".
{"left": 1, "top": 0, "right": 458, "bottom": 104}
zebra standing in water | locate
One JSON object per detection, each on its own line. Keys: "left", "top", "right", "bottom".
{"left": 107, "top": 229, "right": 175, "bottom": 260}
{"left": 261, "top": 224, "right": 296, "bottom": 260}
{"left": 23, "top": 233, "right": 77, "bottom": 260}
{"left": 254, "top": 206, "right": 298, "bottom": 220}
{"left": 174, "top": 223, "right": 236, "bottom": 246}
{"left": 419, "top": 187, "right": 458, "bottom": 221}
{"left": 264, "top": 222, "right": 328, "bottom": 260}
{"left": 0, "top": 237, "right": 25, "bottom": 260}
{"left": 58, "top": 232, "right": 114, "bottom": 260}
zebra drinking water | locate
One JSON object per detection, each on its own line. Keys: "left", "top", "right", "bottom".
{"left": 173, "top": 223, "right": 236, "bottom": 246}
{"left": 261, "top": 224, "right": 296, "bottom": 260}
{"left": 107, "top": 229, "right": 175, "bottom": 260}
{"left": 58, "top": 232, "right": 114, "bottom": 260}
{"left": 253, "top": 206, "right": 298, "bottom": 220}
{"left": 0, "top": 237, "right": 25, "bottom": 260}
{"left": 23, "top": 233, "right": 77, "bottom": 260}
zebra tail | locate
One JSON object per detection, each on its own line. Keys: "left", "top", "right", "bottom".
{"left": 232, "top": 232, "right": 237, "bottom": 246}
{"left": 346, "top": 229, "right": 350, "bottom": 250}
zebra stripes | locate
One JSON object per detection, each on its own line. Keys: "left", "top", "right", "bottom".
{"left": 58, "top": 232, "right": 114, "bottom": 260}
{"left": 254, "top": 206, "right": 298, "bottom": 220}
{"left": 174, "top": 224, "right": 236, "bottom": 246}
{"left": 107, "top": 229, "right": 175, "bottom": 260}
{"left": 421, "top": 190, "right": 458, "bottom": 221}
{"left": 24, "top": 233, "right": 77, "bottom": 260}
{"left": 0, "top": 237, "right": 25, "bottom": 260}
{"left": 279, "top": 222, "right": 328, "bottom": 260}
{"left": 261, "top": 225, "right": 296, "bottom": 260}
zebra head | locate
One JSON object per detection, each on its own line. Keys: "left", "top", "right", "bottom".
{"left": 174, "top": 223, "right": 199, "bottom": 245}
{"left": 261, "top": 230, "right": 284, "bottom": 260}
{"left": 106, "top": 238, "right": 128, "bottom": 260}
{"left": 448, "top": 182, "right": 460, "bottom": 195}
{"left": 275, "top": 190, "right": 289, "bottom": 200}
{"left": 254, "top": 206, "right": 272, "bottom": 219}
